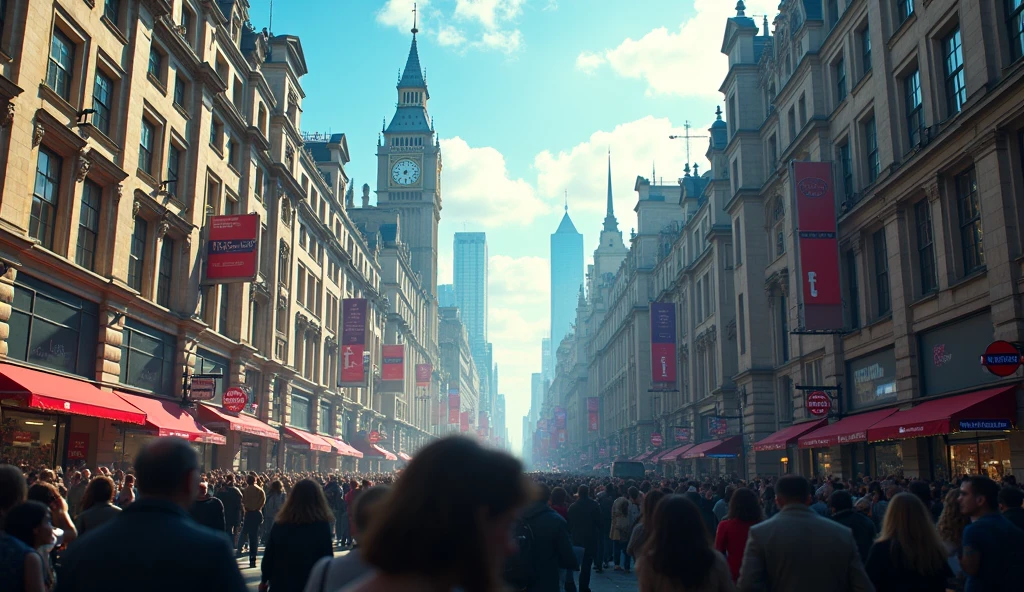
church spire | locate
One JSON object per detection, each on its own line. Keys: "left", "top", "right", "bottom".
{"left": 398, "top": 6, "right": 427, "bottom": 92}
{"left": 603, "top": 150, "right": 618, "bottom": 233}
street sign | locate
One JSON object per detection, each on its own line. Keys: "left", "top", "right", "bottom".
{"left": 980, "top": 341, "right": 1022, "bottom": 377}
{"left": 222, "top": 387, "right": 248, "bottom": 413}
{"left": 189, "top": 377, "right": 216, "bottom": 402}
{"left": 650, "top": 432, "right": 663, "bottom": 447}
{"left": 369, "top": 430, "right": 381, "bottom": 444}
{"left": 806, "top": 391, "right": 832, "bottom": 416}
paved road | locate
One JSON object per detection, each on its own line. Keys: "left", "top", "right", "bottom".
{"left": 238, "top": 544, "right": 639, "bottom": 591}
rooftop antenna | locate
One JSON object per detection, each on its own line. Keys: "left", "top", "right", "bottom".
{"left": 669, "top": 121, "right": 709, "bottom": 170}
{"left": 269, "top": 0, "right": 273, "bottom": 35}
{"left": 564, "top": 190, "right": 568, "bottom": 212}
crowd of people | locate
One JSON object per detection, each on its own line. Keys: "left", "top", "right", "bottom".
{"left": 2, "top": 439, "right": 1024, "bottom": 592}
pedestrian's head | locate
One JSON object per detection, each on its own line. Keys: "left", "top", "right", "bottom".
{"left": 640, "top": 495, "right": 715, "bottom": 586}
{"left": 198, "top": 481, "right": 210, "bottom": 497}
{"left": 361, "top": 437, "right": 531, "bottom": 592}
{"left": 269, "top": 480, "right": 284, "bottom": 494}
{"left": 998, "top": 486, "right": 1024, "bottom": 512}
{"left": 878, "top": 493, "right": 947, "bottom": 576}
{"left": 352, "top": 485, "right": 390, "bottom": 537}
{"left": 80, "top": 476, "right": 116, "bottom": 511}
{"left": 627, "top": 486, "right": 639, "bottom": 501}
{"left": 27, "top": 482, "right": 60, "bottom": 507}
{"left": 81, "top": 468, "right": 91, "bottom": 480}
{"left": 576, "top": 484, "right": 589, "bottom": 499}
{"left": 3, "top": 501, "right": 53, "bottom": 549}
{"left": 0, "top": 464, "right": 27, "bottom": 516}
{"left": 550, "top": 487, "right": 567, "bottom": 507}
{"left": 247, "top": 474, "right": 256, "bottom": 486}
{"left": 275, "top": 479, "right": 334, "bottom": 524}
{"left": 830, "top": 490, "right": 854, "bottom": 514}
{"left": 606, "top": 483, "right": 618, "bottom": 497}
{"left": 959, "top": 475, "right": 999, "bottom": 518}
{"left": 774, "top": 475, "right": 811, "bottom": 508}
{"left": 908, "top": 480, "right": 932, "bottom": 507}
{"left": 133, "top": 437, "right": 201, "bottom": 508}
{"left": 727, "top": 487, "right": 764, "bottom": 524}
{"left": 641, "top": 489, "right": 665, "bottom": 525}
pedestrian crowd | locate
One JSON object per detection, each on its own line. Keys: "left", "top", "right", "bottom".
{"left": 3, "top": 439, "right": 1024, "bottom": 592}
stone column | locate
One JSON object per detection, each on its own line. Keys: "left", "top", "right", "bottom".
{"left": 0, "top": 266, "right": 15, "bottom": 358}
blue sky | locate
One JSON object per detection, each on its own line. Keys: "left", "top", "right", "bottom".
{"left": 249, "top": 0, "right": 777, "bottom": 453}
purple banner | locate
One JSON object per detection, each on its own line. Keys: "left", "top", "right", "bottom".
{"left": 340, "top": 299, "right": 367, "bottom": 386}
{"left": 650, "top": 302, "right": 677, "bottom": 383}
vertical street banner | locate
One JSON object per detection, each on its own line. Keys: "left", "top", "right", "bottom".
{"left": 554, "top": 407, "right": 567, "bottom": 430}
{"left": 650, "top": 302, "right": 677, "bottom": 384}
{"left": 587, "top": 397, "right": 599, "bottom": 432}
{"left": 340, "top": 299, "right": 368, "bottom": 387}
{"left": 460, "top": 411, "right": 470, "bottom": 433}
{"left": 556, "top": 429, "right": 567, "bottom": 448}
{"left": 792, "top": 161, "right": 843, "bottom": 330}
{"left": 381, "top": 345, "right": 405, "bottom": 391}
{"left": 205, "top": 214, "right": 260, "bottom": 283}
{"left": 448, "top": 390, "right": 461, "bottom": 424}
{"left": 415, "top": 364, "right": 432, "bottom": 388}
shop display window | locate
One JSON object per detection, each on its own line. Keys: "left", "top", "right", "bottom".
{"left": 815, "top": 450, "right": 833, "bottom": 477}
{"left": 871, "top": 443, "right": 903, "bottom": 479}
{"left": 949, "top": 439, "right": 1012, "bottom": 479}
{"left": 1, "top": 411, "right": 62, "bottom": 468}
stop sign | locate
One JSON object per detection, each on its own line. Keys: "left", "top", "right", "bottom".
{"left": 806, "top": 391, "right": 832, "bottom": 417}
{"left": 650, "top": 432, "right": 663, "bottom": 447}
{"left": 981, "top": 341, "right": 1022, "bottom": 377}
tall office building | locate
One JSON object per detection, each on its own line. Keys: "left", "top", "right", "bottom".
{"left": 454, "top": 233, "right": 487, "bottom": 345}
{"left": 541, "top": 338, "right": 553, "bottom": 382}
{"left": 530, "top": 373, "right": 543, "bottom": 424}
{"left": 550, "top": 207, "right": 584, "bottom": 358}
{"left": 438, "top": 284, "right": 457, "bottom": 308}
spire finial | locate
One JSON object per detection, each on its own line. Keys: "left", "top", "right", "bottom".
{"left": 684, "top": 163, "right": 691, "bottom": 177}
{"left": 382, "top": 118, "right": 386, "bottom": 133}
{"left": 412, "top": 2, "right": 419, "bottom": 35}
{"left": 763, "top": 14, "right": 770, "bottom": 35}
{"left": 736, "top": 1, "right": 746, "bottom": 17}
{"left": 564, "top": 190, "right": 568, "bottom": 212}
{"left": 693, "top": 163, "right": 700, "bottom": 177}
{"left": 603, "top": 150, "right": 618, "bottom": 233}
{"left": 716, "top": 105, "right": 723, "bottom": 121}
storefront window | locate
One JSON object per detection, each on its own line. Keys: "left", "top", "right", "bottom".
{"left": 846, "top": 348, "right": 898, "bottom": 411}
{"left": 243, "top": 369, "right": 261, "bottom": 416}
{"left": 8, "top": 273, "right": 98, "bottom": 378}
{"left": 918, "top": 313, "right": 997, "bottom": 396}
{"left": 871, "top": 443, "right": 903, "bottom": 479}
{"left": 194, "top": 349, "right": 229, "bottom": 406}
{"left": 120, "top": 319, "right": 176, "bottom": 395}
{"left": 0, "top": 410, "right": 62, "bottom": 467}
{"left": 815, "top": 450, "right": 833, "bottom": 477}
{"left": 290, "top": 392, "right": 311, "bottom": 430}
{"left": 319, "top": 401, "right": 332, "bottom": 435}
{"left": 950, "top": 439, "right": 1012, "bottom": 479}
{"left": 240, "top": 441, "right": 260, "bottom": 472}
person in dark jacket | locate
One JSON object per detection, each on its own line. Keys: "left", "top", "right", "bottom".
{"left": 190, "top": 482, "right": 226, "bottom": 533}
{"left": 522, "top": 485, "right": 578, "bottom": 592}
{"left": 259, "top": 479, "right": 334, "bottom": 592}
{"left": 831, "top": 490, "right": 877, "bottom": 562}
{"left": 217, "top": 475, "right": 243, "bottom": 545}
{"left": 566, "top": 485, "right": 601, "bottom": 592}
{"left": 999, "top": 486, "right": 1024, "bottom": 531}
{"left": 684, "top": 491, "right": 718, "bottom": 539}
{"left": 54, "top": 438, "right": 247, "bottom": 592}
{"left": 596, "top": 484, "right": 616, "bottom": 569}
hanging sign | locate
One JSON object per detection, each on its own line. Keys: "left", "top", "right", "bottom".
{"left": 673, "top": 427, "right": 691, "bottom": 443}
{"left": 806, "top": 391, "right": 833, "bottom": 416}
{"left": 381, "top": 344, "right": 405, "bottom": 390}
{"left": 555, "top": 407, "right": 567, "bottom": 429}
{"left": 448, "top": 390, "right": 460, "bottom": 424}
{"left": 587, "top": 397, "right": 599, "bottom": 432}
{"left": 189, "top": 376, "right": 217, "bottom": 402}
{"left": 792, "top": 161, "right": 843, "bottom": 330}
{"left": 980, "top": 341, "right": 1022, "bottom": 377}
{"left": 340, "top": 299, "right": 368, "bottom": 386}
{"left": 650, "top": 432, "right": 664, "bottom": 447}
{"left": 205, "top": 214, "right": 260, "bottom": 283}
{"left": 415, "top": 364, "right": 432, "bottom": 387}
{"left": 368, "top": 430, "right": 381, "bottom": 444}
{"left": 650, "top": 302, "right": 678, "bottom": 383}
{"left": 222, "top": 387, "right": 249, "bottom": 413}
{"left": 460, "top": 411, "right": 470, "bottom": 433}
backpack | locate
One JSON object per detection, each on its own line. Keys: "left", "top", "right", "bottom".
{"left": 503, "top": 517, "right": 536, "bottom": 590}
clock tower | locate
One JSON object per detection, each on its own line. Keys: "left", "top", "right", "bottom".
{"left": 376, "top": 23, "right": 441, "bottom": 297}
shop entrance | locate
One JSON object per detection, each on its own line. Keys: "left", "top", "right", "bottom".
{"left": 949, "top": 438, "right": 1012, "bottom": 479}
{"left": 0, "top": 409, "right": 65, "bottom": 468}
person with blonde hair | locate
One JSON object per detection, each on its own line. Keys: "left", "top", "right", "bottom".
{"left": 864, "top": 492, "right": 951, "bottom": 592}
{"left": 259, "top": 479, "right": 334, "bottom": 592}
{"left": 936, "top": 487, "right": 969, "bottom": 584}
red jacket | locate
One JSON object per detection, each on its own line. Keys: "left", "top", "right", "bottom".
{"left": 714, "top": 518, "right": 754, "bottom": 581}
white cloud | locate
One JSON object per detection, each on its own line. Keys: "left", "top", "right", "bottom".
{"left": 376, "top": 0, "right": 427, "bottom": 31}
{"left": 436, "top": 25, "right": 467, "bottom": 47}
{"left": 575, "top": 51, "right": 605, "bottom": 75}
{"left": 490, "top": 255, "right": 548, "bottom": 308}
{"left": 454, "top": 0, "right": 525, "bottom": 30}
{"left": 438, "top": 137, "right": 549, "bottom": 227}
{"left": 575, "top": 0, "right": 776, "bottom": 97}
{"left": 477, "top": 29, "right": 523, "bottom": 54}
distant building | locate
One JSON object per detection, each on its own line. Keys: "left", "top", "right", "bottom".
{"left": 438, "top": 284, "right": 457, "bottom": 307}
{"left": 551, "top": 207, "right": 584, "bottom": 362}
{"left": 541, "top": 338, "right": 553, "bottom": 382}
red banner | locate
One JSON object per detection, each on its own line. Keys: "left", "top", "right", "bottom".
{"left": 792, "top": 161, "right": 843, "bottom": 330}
{"left": 67, "top": 432, "right": 89, "bottom": 459}
{"left": 556, "top": 429, "right": 567, "bottom": 447}
{"left": 205, "top": 214, "right": 259, "bottom": 283}
{"left": 448, "top": 390, "right": 460, "bottom": 424}
{"left": 587, "top": 397, "right": 599, "bottom": 432}
{"left": 340, "top": 299, "right": 367, "bottom": 386}
{"left": 555, "top": 407, "right": 566, "bottom": 429}
{"left": 460, "top": 411, "right": 470, "bottom": 433}
{"left": 650, "top": 302, "right": 677, "bottom": 383}
{"left": 382, "top": 345, "right": 405, "bottom": 383}
{"left": 415, "top": 364, "right": 432, "bottom": 387}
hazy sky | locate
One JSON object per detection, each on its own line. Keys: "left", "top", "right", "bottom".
{"left": 249, "top": 0, "right": 777, "bottom": 454}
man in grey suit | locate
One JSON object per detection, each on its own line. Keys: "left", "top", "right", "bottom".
{"left": 737, "top": 475, "right": 874, "bottom": 592}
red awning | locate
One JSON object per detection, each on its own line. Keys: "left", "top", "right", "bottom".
{"left": 797, "top": 408, "right": 898, "bottom": 448}
{"left": 682, "top": 436, "right": 741, "bottom": 459}
{"left": 321, "top": 435, "right": 364, "bottom": 458}
{"left": 114, "top": 392, "right": 226, "bottom": 444}
{"left": 653, "top": 443, "right": 694, "bottom": 462}
{"left": 283, "top": 427, "right": 334, "bottom": 452}
{"left": 0, "top": 363, "right": 146, "bottom": 425}
{"left": 355, "top": 439, "right": 398, "bottom": 461}
{"left": 397, "top": 451, "right": 412, "bottom": 462}
{"left": 866, "top": 385, "right": 1018, "bottom": 442}
{"left": 197, "top": 404, "right": 280, "bottom": 440}
{"left": 752, "top": 419, "right": 828, "bottom": 452}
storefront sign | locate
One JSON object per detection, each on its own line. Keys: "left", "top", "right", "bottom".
{"left": 67, "top": 432, "right": 89, "bottom": 460}
{"left": 792, "top": 161, "right": 843, "bottom": 330}
{"left": 846, "top": 347, "right": 898, "bottom": 410}
{"left": 554, "top": 407, "right": 566, "bottom": 430}
{"left": 448, "top": 390, "right": 460, "bottom": 424}
{"left": 980, "top": 341, "right": 1022, "bottom": 377}
{"left": 919, "top": 313, "right": 997, "bottom": 396}
{"left": 189, "top": 377, "right": 217, "bottom": 402}
{"left": 10, "top": 430, "right": 35, "bottom": 444}
{"left": 381, "top": 345, "right": 405, "bottom": 386}
{"left": 651, "top": 432, "right": 663, "bottom": 447}
{"left": 205, "top": 214, "right": 259, "bottom": 283}
{"left": 368, "top": 430, "right": 381, "bottom": 444}
{"left": 587, "top": 397, "right": 599, "bottom": 432}
{"left": 708, "top": 417, "right": 728, "bottom": 436}
{"left": 673, "top": 427, "right": 691, "bottom": 443}
{"left": 340, "top": 299, "right": 368, "bottom": 387}
{"left": 222, "top": 387, "right": 248, "bottom": 413}
{"left": 650, "top": 302, "right": 678, "bottom": 384}
{"left": 958, "top": 419, "right": 1012, "bottom": 431}
{"left": 806, "top": 391, "right": 832, "bottom": 416}
{"left": 415, "top": 364, "right": 432, "bottom": 387}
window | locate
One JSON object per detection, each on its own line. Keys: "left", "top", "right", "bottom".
{"left": 76, "top": 181, "right": 101, "bottom": 271}
{"left": 915, "top": 200, "right": 937, "bottom": 294}
{"left": 835, "top": 56, "right": 847, "bottom": 103}
{"left": 778, "top": 291, "right": 789, "bottom": 363}
{"left": 103, "top": 0, "right": 120, "bottom": 25}
{"left": 1010, "top": 0, "right": 1024, "bottom": 62}
{"left": 943, "top": 27, "right": 966, "bottom": 115}
{"left": 956, "top": 167, "right": 985, "bottom": 273}
{"left": 46, "top": 30, "right": 75, "bottom": 100}
{"left": 772, "top": 197, "right": 786, "bottom": 258}
{"left": 31, "top": 148, "right": 62, "bottom": 249}
{"left": 139, "top": 118, "right": 155, "bottom": 175}
{"left": 897, "top": 0, "right": 914, "bottom": 25}
{"left": 227, "top": 137, "right": 239, "bottom": 169}
{"left": 839, "top": 142, "right": 853, "bottom": 199}
{"left": 319, "top": 401, "right": 332, "bottom": 434}
{"left": 254, "top": 166, "right": 264, "bottom": 201}
{"left": 828, "top": 0, "right": 839, "bottom": 28}
{"left": 733, "top": 219, "right": 742, "bottom": 265}
{"left": 738, "top": 294, "right": 746, "bottom": 354}
{"left": 209, "top": 119, "right": 223, "bottom": 152}
{"left": 173, "top": 76, "right": 187, "bottom": 109}
{"left": 120, "top": 318, "right": 176, "bottom": 394}
{"left": 904, "top": 69, "right": 924, "bottom": 147}
{"left": 864, "top": 117, "right": 880, "bottom": 182}
{"left": 798, "top": 94, "right": 807, "bottom": 126}
{"left": 290, "top": 393, "right": 311, "bottom": 430}
{"left": 128, "top": 218, "right": 148, "bottom": 291}
{"left": 166, "top": 145, "right": 181, "bottom": 195}
{"left": 147, "top": 46, "right": 161, "bottom": 80}
{"left": 157, "top": 238, "right": 174, "bottom": 307}
{"left": 92, "top": 72, "right": 114, "bottom": 135}
{"left": 788, "top": 106, "right": 797, "bottom": 141}
{"left": 873, "top": 229, "right": 891, "bottom": 316}
{"left": 846, "top": 249, "right": 860, "bottom": 328}
{"left": 218, "top": 286, "right": 230, "bottom": 334}
{"left": 299, "top": 225, "right": 307, "bottom": 249}
{"left": 861, "top": 26, "right": 872, "bottom": 77}
{"left": 9, "top": 273, "right": 99, "bottom": 378}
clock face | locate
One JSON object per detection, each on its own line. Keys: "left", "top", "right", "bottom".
{"left": 391, "top": 159, "right": 421, "bottom": 185}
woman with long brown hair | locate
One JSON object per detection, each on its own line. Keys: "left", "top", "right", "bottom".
{"left": 936, "top": 488, "right": 970, "bottom": 590}
{"left": 864, "top": 492, "right": 951, "bottom": 592}
{"left": 637, "top": 495, "right": 734, "bottom": 592}
{"left": 259, "top": 479, "right": 334, "bottom": 592}
{"left": 73, "top": 476, "right": 120, "bottom": 538}
{"left": 627, "top": 489, "right": 665, "bottom": 565}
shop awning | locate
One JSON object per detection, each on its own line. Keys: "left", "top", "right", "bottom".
{"left": 283, "top": 427, "right": 334, "bottom": 453}
{"left": 320, "top": 435, "right": 364, "bottom": 458}
{"left": 397, "top": 451, "right": 412, "bottom": 462}
{"left": 653, "top": 443, "right": 694, "bottom": 462}
{"left": 197, "top": 404, "right": 280, "bottom": 440}
{"left": 631, "top": 450, "right": 656, "bottom": 462}
{"left": 797, "top": 408, "right": 898, "bottom": 448}
{"left": 354, "top": 439, "right": 398, "bottom": 461}
{"left": 0, "top": 363, "right": 146, "bottom": 425}
{"left": 682, "top": 436, "right": 741, "bottom": 459}
{"left": 753, "top": 419, "right": 828, "bottom": 452}
{"left": 115, "top": 392, "right": 226, "bottom": 444}
{"left": 866, "top": 385, "right": 1018, "bottom": 443}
